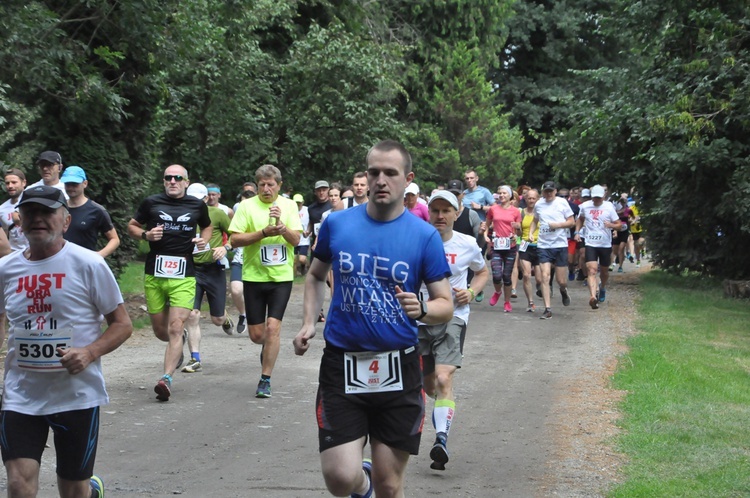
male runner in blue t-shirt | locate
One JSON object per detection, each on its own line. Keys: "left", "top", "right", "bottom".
{"left": 294, "top": 140, "right": 453, "bottom": 498}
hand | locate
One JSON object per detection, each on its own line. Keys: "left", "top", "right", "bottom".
{"left": 574, "top": 234, "right": 581, "bottom": 243}
{"left": 269, "top": 204, "right": 281, "bottom": 225}
{"left": 453, "top": 288, "right": 471, "bottom": 306}
{"left": 293, "top": 326, "right": 317, "bottom": 356}
{"left": 264, "top": 223, "right": 288, "bottom": 237}
{"left": 471, "top": 201, "right": 481, "bottom": 210}
{"left": 150, "top": 224, "right": 164, "bottom": 241}
{"left": 211, "top": 246, "right": 227, "bottom": 261}
{"left": 57, "top": 347, "right": 95, "bottom": 375}
{"left": 394, "top": 285, "right": 421, "bottom": 319}
{"left": 192, "top": 237, "right": 207, "bottom": 251}
{"left": 479, "top": 221, "right": 487, "bottom": 234}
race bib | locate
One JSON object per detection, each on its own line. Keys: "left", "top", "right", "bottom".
{"left": 344, "top": 349, "right": 407, "bottom": 394}
{"left": 313, "top": 222, "right": 321, "bottom": 236}
{"left": 519, "top": 240, "right": 530, "bottom": 252}
{"left": 539, "top": 223, "right": 554, "bottom": 235}
{"left": 587, "top": 234, "right": 603, "bottom": 242}
{"left": 154, "top": 254, "right": 187, "bottom": 279}
{"left": 14, "top": 326, "right": 73, "bottom": 372}
{"left": 260, "top": 244, "right": 288, "bottom": 266}
{"left": 493, "top": 236, "right": 511, "bottom": 250}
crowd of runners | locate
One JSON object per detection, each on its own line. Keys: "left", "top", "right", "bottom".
{"left": 0, "top": 146, "right": 646, "bottom": 497}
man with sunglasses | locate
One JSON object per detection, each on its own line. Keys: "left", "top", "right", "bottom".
{"left": 127, "top": 165, "right": 212, "bottom": 401}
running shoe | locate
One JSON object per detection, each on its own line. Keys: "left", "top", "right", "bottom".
{"left": 430, "top": 432, "right": 449, "bottom": 471}
{"left": 608, "top": 264, "right": 615, "bottom": 272}
{"left": 511, "top": 288, "right": 518, "bottom": 299}
{"left": 154, "top": 375, "right": 172, "bottom": 401}
{"left": 222, "top": 316, "right": 234, "bottom": 335}
{"left": 526, "top": 302, "right": 536, "bottom": 312}
{"left": 589, "top": 297, "right": 599, "bottom": 310}
{"left": 255, "top": 378, "right": 271, "bottom": 398}
{"left": 475, "top": 291, "right": 484, "bottom": 303}
{"left": 576, "top": 270, "right": 586, "bottom": 281}
{"left": 182, "top": 358, "right": 202, "bottom": 373}
{"left": 599, "top": 287, "right": 607, "bottom": 303}
{"left": 236, "top": 315, "right": 247, "bottom": 334}
{"left": 504, "top": 301, "right": 512, "bottom": 313}
{"left": 617, "top": 266, "right": 624, "bottom": 273}
{"left": 560, "top": 287, "right": 571, "bottom": 306}
{"left": 568, "top": 270, "right": 575, "bottom": 281}
{"left": 540, "top": 309, "right": 552, "bottom": 320}
{"left": 90, "top": 475, "right": 104, "bottom": 498}
{"left": 628, "top": 255, "right": 634, "bottom": 263}
{"left": 489, "top": 292, "right": 501, "bottom": 306}
{"left": 351, "top": 459, "right": 373, "bottom": 498}
{"left": 536, "top": 283, "right": 542, "bottom": 298}
{"left": 636, "top": 262, "right": 641, "bottom": 269}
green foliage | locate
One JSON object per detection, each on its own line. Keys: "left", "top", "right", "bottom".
{"left": 549, "top": 2, "right": 750, "bottom": 278}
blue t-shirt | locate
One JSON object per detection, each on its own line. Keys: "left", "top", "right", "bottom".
{"left": 313, "top": 205, "right": 451, "bottom": 351}
{"left": 462, "top": 186, "right": 495, "bottom": 221}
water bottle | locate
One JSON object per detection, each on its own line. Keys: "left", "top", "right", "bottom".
{"left": 269, "top": 201, "right": 278, "bottom": 226}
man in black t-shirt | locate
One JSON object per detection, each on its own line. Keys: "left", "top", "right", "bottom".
{"left": 305, "top": 180, "right": 331, "bottom": 248}
{"left": 127, "top": 165, "right": 212, "bottom": 402}
{"left": 61, "top": 166, "right": 120, "bottom": 257}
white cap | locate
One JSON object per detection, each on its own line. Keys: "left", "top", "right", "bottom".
{"left": 187, "top": 183, "right": 208, "bottom": 199}
{"left": 591, "top": 185, "right": 605, "bottom": 198}
{"left": 428, "top": 191, "right": 459, "bottom": 210}
{"left": 581, "top": 188, "right": 591, "bottom": 198}
{"left": 404, "top": 183, "right": 419, "bottom": 196}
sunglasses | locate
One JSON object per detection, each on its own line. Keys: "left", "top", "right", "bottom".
{"left": 164, "top": 175, "right": 186, "bottom": 182}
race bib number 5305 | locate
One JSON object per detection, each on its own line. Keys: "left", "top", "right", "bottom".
{"left": 14, "top": 326, "right": 73, "bottom": 372}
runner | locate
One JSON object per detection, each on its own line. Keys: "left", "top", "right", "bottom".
{"left": 228, "top": 164, "right": 302, "bottom": 398}
{"left": 485, "top": 186, "right": 522, "bottom": 312}
{"left": 127, "top": 165, "right": 212, "bottom": 401}
{"left": 293, "top": 140, "right": 453, "bottom": 498}
{"left": 0, "top": 185, "right": 132, "bottom": 498}
{"left": 419, "top": 190, "right": 489, "bottom": 471}
{"left": 0, "top": 168, "right": 29, "bottom": 252}
{"left": 519, "top": 188, "right": 543, "bottom": 312}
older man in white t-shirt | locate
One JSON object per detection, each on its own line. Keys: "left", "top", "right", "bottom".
{"left": 528, "top": 181, "right": 575, "bottom": 319}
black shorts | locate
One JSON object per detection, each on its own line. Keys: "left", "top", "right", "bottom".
{"left": 243, "top": 281, "right": 293, "bottom": 325}
{"left": 519, "top": 245, "right": 539, "bottom": 266}
{"left": 294, "top": 245, "right": 309, "bottom": 256}
{"left": 585, "top": 246, "right": 612, "bottom": 267}
{"left": 631, "top": 232, "right": 642, "bottom": 241}
{"left": 230, "top": 262, "right": 243, "bottom": 282}
{"left": 316, "top": 345, "right": 424, "bottom": 455}
{"left": 0, "top": 407, "right": 99, "bottom": 481}
{"left": 193, "top": 263, "right": 227, "bottom": 317}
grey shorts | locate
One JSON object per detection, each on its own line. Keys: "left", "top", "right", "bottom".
{"left": 418, "top": 316, "right": 467, "bottom": 368}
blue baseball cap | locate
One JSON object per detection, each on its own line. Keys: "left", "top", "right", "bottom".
{"left": 60, "top": 166, "right": 87, "bottom": 184}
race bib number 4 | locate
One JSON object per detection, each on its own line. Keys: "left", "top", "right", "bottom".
{"left": 14, "top": 326, "right": 73, "bottom": 372}
{"left": 344, "top": 350, "right": 405, "bottom": 394}
{"left": 155, "top": 255, "right": 187, "bottom": 279}
{"left": 260, "top": 244, "right": 288, "bottom": 266}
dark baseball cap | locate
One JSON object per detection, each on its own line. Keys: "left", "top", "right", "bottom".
{"left": 18, "top": 185, "right": 68, "bottom": 209}
{"left": 542, "top": 181, "right": 556, "bottom": 191}
{"left": 447, "top": 179, "right": 464, "bottom": 194}
{"left": 37, "top": 151, "right": 62, "bottom": 164}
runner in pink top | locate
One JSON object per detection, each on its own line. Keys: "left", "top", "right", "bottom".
{"left": 485, "top": 186, "right": 522, "bottom": 311}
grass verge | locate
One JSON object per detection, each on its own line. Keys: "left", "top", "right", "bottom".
{"left": 610, "top": 271, "right": 750, "bottom": 497}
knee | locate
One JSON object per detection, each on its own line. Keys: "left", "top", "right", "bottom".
{"left": 435, "top": 372, "right": 453, "bottom": 394}
{"left": 187, "top": 310, "right": 200, "bottom": 324}
{"left": 210, "top": 315, "right": 224, "bottom": 326}
{"left": 323, "top": 468, "right": 359, "bottom": 496}
{"left": 6, "top": 473, "right": 37, "bottom": 497}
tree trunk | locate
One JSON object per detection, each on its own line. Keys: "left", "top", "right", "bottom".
{"left": 722, "top": 280, "right": 750, "bottom": 299}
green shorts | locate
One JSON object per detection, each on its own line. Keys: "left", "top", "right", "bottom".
{"left": 144, "top": 275, "right": 196, "bottom": 314}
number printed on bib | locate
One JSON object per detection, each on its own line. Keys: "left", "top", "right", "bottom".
{"left": 539, "top": 223, "right": 554, "bottom": 235}
{"left": 519, "top": 240, "right": 530, "bottom": 252}
{"left": 344, "top": 350, "right": 404, "bottom": 394}
{"left": 493, "top": 236, "right": 511, "bottom": 250}
{"left": 15, "top": 326, "right": 72, "bottom": 372}
{"left": 260, "top": 244, "right": 288, "bottom": 266}
{"left": 154, "top": 254, "right": 187, "bottom": 279}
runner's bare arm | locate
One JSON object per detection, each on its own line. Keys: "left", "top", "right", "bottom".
{"left": 57, "top": 304, "right": 133, "bottom": 375}
{"left": 395, "top": 278, "right": 453, "bottom": 325}
{"left": 98, "top": 228, "right": 120, "bottom": 258}
{"left": 293, "top": 258, "right": 331, "bottom": 356}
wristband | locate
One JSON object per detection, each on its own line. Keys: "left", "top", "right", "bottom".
{"left": 468, "top": 288, "right": 475, "bottom": 300}
{"left": 261, "top": 228, "right": 267, "bottom": 237}
{"left": 416, "top": 300, "right": 428, "bottom": 321}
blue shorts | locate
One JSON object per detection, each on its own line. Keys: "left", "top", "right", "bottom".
{"left": 538, "top": 247, "right": 568, "bottom": 267}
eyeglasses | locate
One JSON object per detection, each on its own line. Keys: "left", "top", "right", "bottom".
{"left": 164, "top": 175, "right": 186, "bottom": 182}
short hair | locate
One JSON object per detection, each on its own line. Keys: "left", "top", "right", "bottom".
{"left": 243, "top": 181, "right": 257, "bottom": 192}
{"left": 255, "top": 165, "right": 282, "bottom": 184}
{"left": 353, "top": 171, "right": 367, "bottom": 180}
{"left": 366, "top": 140, "right": 412, "bottom": 174}
{"left": 465, "top": 168, "right": 478, "bottom": 177}
{"left": 4, "top": 168, "right": 26, "bottom": 182}
{"left": 206, "top": 183, "right": 220, "bottom": 191}
{"left": 329, "top": 182, "right": 343, "bottom": 193}
{"left": 525, "top": 188, "right": 540, "bottom": 198}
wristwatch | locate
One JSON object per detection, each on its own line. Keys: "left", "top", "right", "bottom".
{"left": 416, "top": 300, "right": 428, "bottom": 321}
{"left": 141, "top": 230, "right": 148, "bottom": 241}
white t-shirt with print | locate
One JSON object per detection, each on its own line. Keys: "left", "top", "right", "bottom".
{"left": 579, "top": 200, "right": 619, "bottom": 248}
{"left": 0, "top": 242, "right": 123, "bottom": 415}
{"left": 534, "top": 197, "right": 574, "bottom": 249}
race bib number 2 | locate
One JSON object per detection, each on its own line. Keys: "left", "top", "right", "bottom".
{"left": 15, "top": 326, "right": 73, "bottom": 372}
{"left": 260, "top": 244, "right": 288, "bottom": 266}
{"left": 344, "top": 350, "right": 405, "bottom": 394}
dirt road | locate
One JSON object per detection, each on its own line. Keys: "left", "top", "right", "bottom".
{"left": 7, "top": 267, "right": 643, "bottom": 497}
